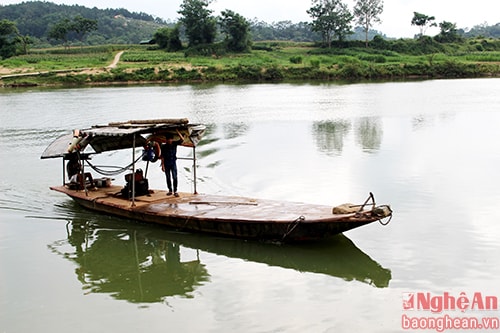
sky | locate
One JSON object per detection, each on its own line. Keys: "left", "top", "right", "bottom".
{"left": 2, "top": 0, "right": 499, "bottom": 38}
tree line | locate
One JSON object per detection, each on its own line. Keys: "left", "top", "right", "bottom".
{"left": 152, "top": 1, "right": 253, "bottom": 54}
{"left": 154, "top": 0, "right": 385, "bottom": 53}
{"left": 1, "top": 0, "right": 499, "bottom": 59}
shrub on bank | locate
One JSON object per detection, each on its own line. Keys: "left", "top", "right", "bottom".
{"left": 289, "top": 56, "right": 303, "bottom": 64}
{"left": 233, "top": 65, "right": 262, "bottom": 81}
{"left": 262, "top": 66, "right": 284, "bottom": 81}
{"left": 172, "top": 67, "right": 202, "bottom": 81}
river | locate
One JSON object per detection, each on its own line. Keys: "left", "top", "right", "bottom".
{"left": 1, "top": 78, "right": 500, "bottom": 332}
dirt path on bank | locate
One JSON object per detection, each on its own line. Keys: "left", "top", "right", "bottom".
{"left": 106, "top": 50, "right": 124, "bottom": 69}
{"left": 0, "top": 50, "right": 125, "bottom": 80}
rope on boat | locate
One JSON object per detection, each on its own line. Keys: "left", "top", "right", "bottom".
{"left": 356, "top": 192, "right": 376, "bottom": 216}
{"left": 379, "top": 215, "right": 392, "bottom": 226}
{"left": 282, "top": 215, "right": 305, "bottom": 241}
{"left": 84, "top": 154, "right": 143, "bottom": 176}
{"left": 374, "top": 205, "right": 393, "bottom": 226}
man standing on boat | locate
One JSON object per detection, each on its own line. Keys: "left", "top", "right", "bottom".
{"left": 160, "top": 130, "right": 185, "bottom": 197}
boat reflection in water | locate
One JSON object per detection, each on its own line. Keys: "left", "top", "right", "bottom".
{"left": 49, "top": 204, "right": 391, "bottom": 304}
{"left": 50, "top": 220, "right": 209, "bottom": 303}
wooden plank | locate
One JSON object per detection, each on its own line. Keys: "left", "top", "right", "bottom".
{"left": 108, "top": 118, "right": 189, "bottom": 126}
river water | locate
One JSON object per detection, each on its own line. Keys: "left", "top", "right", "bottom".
{"left": 1, "top": 79, "right": 499, "bottom": 332}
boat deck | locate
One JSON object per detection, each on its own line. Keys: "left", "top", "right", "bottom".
{"left": 50, "top": 185, "right": 354, "bottom": 223}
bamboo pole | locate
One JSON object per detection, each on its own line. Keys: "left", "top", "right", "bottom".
{"left": 131, "top": 134, "right": 136, "bottom": 207}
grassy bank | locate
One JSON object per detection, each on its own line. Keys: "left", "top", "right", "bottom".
{"left": 1, "top": 41, "right": 500, "bottom": 87}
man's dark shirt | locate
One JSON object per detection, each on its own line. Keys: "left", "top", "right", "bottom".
{"left": 161, "top": 139, "right": 183, "bottom": 166}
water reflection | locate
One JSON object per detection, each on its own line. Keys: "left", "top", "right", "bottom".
{"left": 312, "top": 120, "right": 351, "bottom": 155}
{"left": 355, "top": 117, "right": 382, "bottom": 152}
{"left": 186, "top": 117, "right": 384, "bottom": 167}
{"left": 311, "top": 117, "right": 383, "bottom": 155}
{"left": 48, "top": 204, "right": 391, "bottom": 305}
{"left": 191, "top": 232, "right": 393, "bottom": 288}
{"left": 50, "top": 220, "right": 209, "bottom": 303}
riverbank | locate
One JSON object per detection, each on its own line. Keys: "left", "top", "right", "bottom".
{"left": 1, "top": 42, "right": 499, "bottom": 87}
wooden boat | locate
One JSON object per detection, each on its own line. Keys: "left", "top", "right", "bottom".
{"left": 42, "top": 118, "right": 392, "bottom": 242}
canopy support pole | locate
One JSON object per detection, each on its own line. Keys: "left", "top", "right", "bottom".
{"left": 131, "top": 134, "right": 136, "bottom": 207}
{"left": 77, "top": 151, "right": 89, "bottom": 197}
{"left": 62, "top": 158, "right": 66, "bottom": 186}
{"left": 193, "top": 146, "right": 198, "bottom": 194}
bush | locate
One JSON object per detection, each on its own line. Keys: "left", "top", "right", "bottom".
{"left": 184, "top": 43, "right": 226, "bottom": 57}
{"left": 338, "top": 62, "right": 366, "bottom": 79}
{"left": 433, "top": 60, "right": 478, "bottom": 77}
{"left": 233, "top": 65, "right": 262, "bottom": 80}
{"left": 57, "top": 74, "right": 89, "bottom": 84}
{"left": 133, "top": 67, "right": 156, "bottom": 80}
{"left": 172, "top": 67, "right": 202, "bottom": 81}
{"left": 289, "top": 56, "right": 303, "bottom": 64}
{"left": 262, "top": 66, "right": 284, "bottom": 81}
{"left": 109, "top": 68, "right": 134, "bottom": 81}
{"left": 252, "top": 44, "right": 274, "bottom": 51}
{"left": 310, "top": 58, "right": 320, "bottom": 68}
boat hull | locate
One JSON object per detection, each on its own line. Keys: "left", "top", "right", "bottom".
{"left": 51, "top": 185, "right": 388, "bottom": 242}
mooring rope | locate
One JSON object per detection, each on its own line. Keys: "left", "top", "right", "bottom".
{"left": 282, "top": 215, "right": 305, "bottom": 241}
{"left": 378, "top": 214, "right": 393, "bottom": 226}
{"left": 374, "top": 205, "right": 393, "bottom": 226}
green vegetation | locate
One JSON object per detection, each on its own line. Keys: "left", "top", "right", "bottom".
{"left": 1, "top": 40, "right": 499, "bottom": 87}
{"left": 0, "top": 45, "right": 120, "bottom": 70}
{"left": 1, "top": 1, "right": 499, "bottom": 87}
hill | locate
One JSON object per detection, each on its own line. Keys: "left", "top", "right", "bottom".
{"left": 0, "top": 2, "right": 167, "bottom": 46}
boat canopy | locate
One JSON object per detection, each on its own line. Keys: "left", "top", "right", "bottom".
{"left": 41, "top": 118, "right": 206, "bottom": 159}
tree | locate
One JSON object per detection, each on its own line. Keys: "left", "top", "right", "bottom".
{"left": 307, "top": 0, "right": 353, "bottom": 47}
{"left": 0, "top": 19, "right": 32, "bottom": 57}
{"left": 48, "top": 16, "right": 97, "bottom": 47}
{"left": 48, "top": 18, "right": 72, "bottom": 47}
{"left": 249, "top": 20, "right": 320, "bottom": 42}
{"left": 154, "top": 26, "right": 182, "bottom": 51}
{"left": 72, "top": 15, "right": 98, "bottom": 44}
{"left": 0, "top": 19, "right": 20, "bottom": 59}
{"left": 16, "top": 34, "right": 32, "bottom": 55}
{"left": 434, "top": 21, "right": 461, "bottom": 43}
{"left": 219, "top": 10, "right": 251, "bottom": 52}
{"left": 178, "top": 0, "right": 217, "bottom": 47}
{"left": 353, "top": 0, "right": 383, "bottom": 47}
{"left": 411, "top": 12, "right": 437, "bottom": 37}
